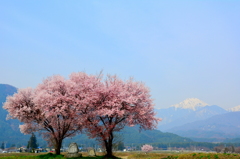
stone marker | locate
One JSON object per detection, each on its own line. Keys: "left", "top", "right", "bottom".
{"left": 65, "top": 143, "right": 82, "bottom": 158}
{"left": 88, "top": 148, "right": 96, "bottom": 156}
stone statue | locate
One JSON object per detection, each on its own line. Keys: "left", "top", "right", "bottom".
{"left": 88, "top": 148, "right": 96, "bottom": 156}
{"left": 65, "top": 143, "right": 82, "bottom": 158}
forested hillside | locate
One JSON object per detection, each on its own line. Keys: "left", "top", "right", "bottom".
{"left": 0, "top": 84, "right": 17, "bottom": 120}
{"left": 0, "top": 84, "right": 31, "bottom": 146}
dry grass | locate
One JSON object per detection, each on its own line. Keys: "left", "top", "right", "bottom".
{"left": 124, "top": 152, "right": 240, "bottom": 159}
{"left": 175, "top": 152, "right": 240, "bottom": 159}
{"left": 0, "top": 152, "right": 45, "bottom": 158}
{"left": 122, "top": 151, "right": 176, "bottom": 159}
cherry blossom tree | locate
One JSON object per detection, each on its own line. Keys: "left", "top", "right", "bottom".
{"left": 141, "top": 144, "right": 153, "bottom": 153}
{"left": 3, "top": 72, "right": 160, "bottom": 157}
{"left": 71, "top": 75, "right": 160, "bottom": 158}
{"left": 3, "top": 75, "right": 82, "bottom": 155}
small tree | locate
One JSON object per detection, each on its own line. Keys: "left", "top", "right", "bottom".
{"left": 224, "top": 147, "right": 230, "bottom": 153}
{"left": 214, "top": 145, "right": 224, "bottom": 153}
{"left": 214, "top": 146, "right": 222, "bottom": 153}
{"left": 117, "top": 141, "right": 124, "bottom": 151}
{"left": 230, "top": 145, "right": 235, "bottom": 153}
{"left": 1, "top": 142, "right": 4, "bottom": 150}
{"left": 112, "top": 133, "right": 124, "bottom": 151}
{"left": 28, "top": 133, "right": 38, "bottom": 150}
{"left": 141, "top": 144, "right": 153, "bottom": 153}
{"left": 235, "top": 147, "right": 240, "bottom": 153}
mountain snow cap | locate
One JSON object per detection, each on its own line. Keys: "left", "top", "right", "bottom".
{"left": 171, "top": 98, "right": 208, "bottom": 111}
{"left": 228, "top": 105, "right": 240, "bottom": 112}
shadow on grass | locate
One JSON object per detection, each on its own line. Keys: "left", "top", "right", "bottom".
{"left": 38, "top": 153, "right": 121, "bottom": 159}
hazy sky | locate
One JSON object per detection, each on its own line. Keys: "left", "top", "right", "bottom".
{"left": 1, "top": 1, "right": 240, "bottom": 109}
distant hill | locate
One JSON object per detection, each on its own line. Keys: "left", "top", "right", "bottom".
{"left": 155, "top": 98, "right": 227, "bottom": 131}
{"left": 0, "top": 84, "right": 31, "bottom": 146}
{"left": 121, "top": 126, "right": 192, "bottom": 144}
{"left": 167, "top": 111, "right": 240, "bottom": 142}
{"left": 0, "top": 84, "right": 17, "bottom": 120}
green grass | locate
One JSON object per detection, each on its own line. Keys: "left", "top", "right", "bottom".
{"left": 0, "top": 153, "right": 121, "bottom": 159}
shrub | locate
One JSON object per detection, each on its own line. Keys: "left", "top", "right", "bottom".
{"left": 141, "top": 144, "right": 153, "bottom": 153}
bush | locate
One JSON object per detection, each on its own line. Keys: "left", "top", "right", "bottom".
{"left": 141, "top": 144, "right": 153, "bottom": 153}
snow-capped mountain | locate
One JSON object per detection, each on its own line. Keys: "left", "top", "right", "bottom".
{"left": 170, "top": 98, "right": 209, "bottom": 110}
{"left": 228, "top": 105, "right": 240, "bottom": 112}
{"left": 155, "top": 98, "right": 227, "bottom": 131}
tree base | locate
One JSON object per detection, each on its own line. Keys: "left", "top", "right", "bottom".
{"left": 103, "top": 154, "right": 119, "bottom": 159}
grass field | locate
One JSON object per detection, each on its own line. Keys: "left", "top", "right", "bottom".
{"left": 0, "top": 151, "right": 240, "bottom": 159}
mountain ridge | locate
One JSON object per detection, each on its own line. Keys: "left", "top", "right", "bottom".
{"left": 167, "top": 111, "right": 240, "bottom": 141}
{"left": 155, "top": 98, "right": 240, "bottom": 142}
{"left": 228, "top": 105, "right": 240, "bottom": 112}
{"left": 155, "top": 104, "right": 228, "bottom": 131}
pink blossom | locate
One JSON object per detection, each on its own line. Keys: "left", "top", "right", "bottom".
{"left": 141, "top": 144, "right": 153, "bottom": 153}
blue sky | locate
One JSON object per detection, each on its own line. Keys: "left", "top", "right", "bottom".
{"left": 1, "top": 1, "right": 240, "bottom": 109}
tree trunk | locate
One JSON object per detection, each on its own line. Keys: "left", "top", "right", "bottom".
{"left": 54, "top": 139, "right": 62, "bottom": 155}
{"left": 104, "top": 133, "right": 115, "bottom": 158}
{"left": 105, "top": 141, "right": 113, "bottom": 157}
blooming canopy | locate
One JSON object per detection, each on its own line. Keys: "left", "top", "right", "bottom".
{"left": 3, "top": 72, "right": 160, "bottom": 157}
